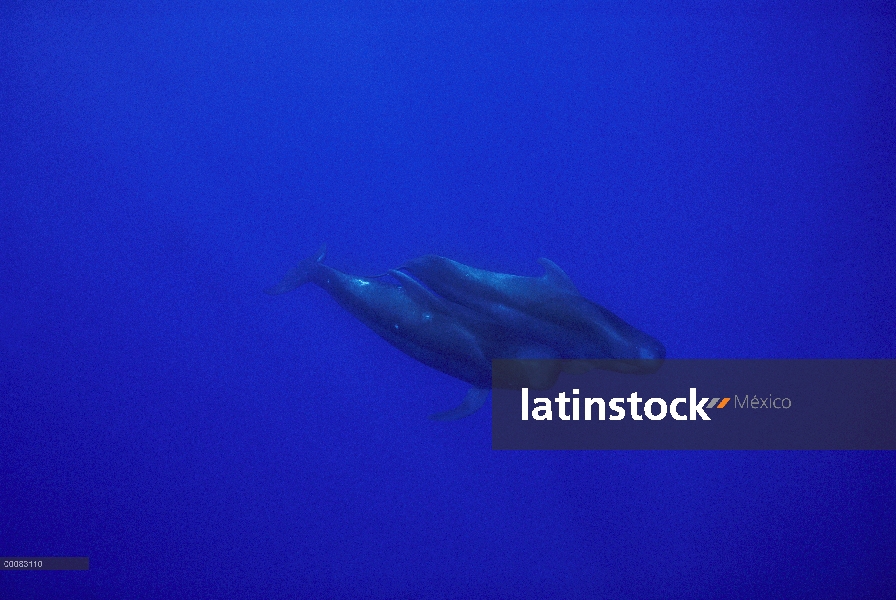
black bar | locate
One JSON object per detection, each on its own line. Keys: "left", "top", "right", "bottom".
{"left": 1, "top": 558, "right": 89, "bottom": 570}
{"left": 492, "top": 359, "right": 896, "bottom": 450}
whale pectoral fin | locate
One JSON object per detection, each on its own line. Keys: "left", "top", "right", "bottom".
{"left": 389, "top": 269, "right": 436, "bottom": 303}
{"left": 389, "top": 269, "right": 458, "bottom": 315}
{"left": 429, "top": 387, "right": 490, "bottom": 421}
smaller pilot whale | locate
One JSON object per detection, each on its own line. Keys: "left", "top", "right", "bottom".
{"left": 267, "top": 247, "right": 665, "bottom": 420}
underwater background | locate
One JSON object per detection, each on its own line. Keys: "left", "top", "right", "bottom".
{"left": 2, "top": 2, "right": 894, "bottom": 598}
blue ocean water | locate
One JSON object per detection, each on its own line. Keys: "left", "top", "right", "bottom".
{"left": 1, "top": 2, "right": 894, "bottom": 598}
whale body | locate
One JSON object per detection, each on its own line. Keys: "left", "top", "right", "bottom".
{"left": 266, "top": 247, "right": 665, "bottom": 420}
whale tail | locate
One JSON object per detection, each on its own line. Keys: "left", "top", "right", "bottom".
{"left": 265, "top": 245, "right": 327, "bottom": 295}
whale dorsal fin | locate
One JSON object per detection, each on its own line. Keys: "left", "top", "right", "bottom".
{"left": 538, "top": 258, "right": 578, "bottom": 295}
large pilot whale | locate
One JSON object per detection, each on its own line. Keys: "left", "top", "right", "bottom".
{"left": 266, "top": 247, "right": 665, "bottom": 420}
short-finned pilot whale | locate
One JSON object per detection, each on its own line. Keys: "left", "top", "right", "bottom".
{"left": 400, "top": 255, "right": 666, "bottom": 374}
{"left": 266, "top": 247, "right": 665, "bottom": 420}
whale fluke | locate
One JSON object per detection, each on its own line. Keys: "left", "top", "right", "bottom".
{"left": 265, "top": 245, "right": 326, "bottom": 295}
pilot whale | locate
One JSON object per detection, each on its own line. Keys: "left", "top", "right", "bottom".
{"left": 400, "top": 255, "right": 666, "bottom": 374}
{"left": 266, "top": 247, "right": 665, "bottom": 420}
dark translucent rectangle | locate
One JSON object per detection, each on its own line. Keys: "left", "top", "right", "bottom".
{"left": 492, "top": 360, "right": 896, "bottom": 450}
{"left": 1, "top": 557, "right": 89, "bottom": 570}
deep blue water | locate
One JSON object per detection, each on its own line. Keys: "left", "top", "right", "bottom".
{"left": 2, "top": 2, "right": 895, "bottom": 598}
